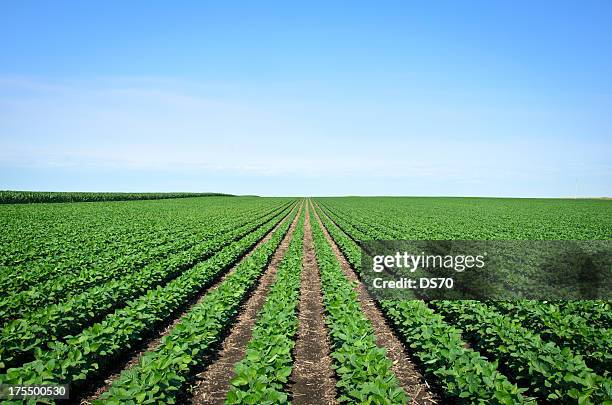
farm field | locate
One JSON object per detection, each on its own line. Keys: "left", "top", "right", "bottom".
{"left": 0, "top": 195, "right": 610, "bottom": 404}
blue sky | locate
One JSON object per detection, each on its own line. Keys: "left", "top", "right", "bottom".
{"left": 1, "top": 1, "right": 611, "bottom": 197}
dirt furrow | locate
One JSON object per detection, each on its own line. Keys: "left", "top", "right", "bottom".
{"left": 189, "top": 201, "right": 304, "bottom": 404}
{"left": 310, "top": 200, "right": 437, "bottom": 405}
{"left": 78, "top": 201, "right": 300, "bottom": 404}
{"left": 288, "top": 203, "right": 337, "bottom": 405}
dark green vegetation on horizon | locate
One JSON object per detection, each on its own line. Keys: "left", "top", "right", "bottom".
{"left": 0, "top": 190, "right": 233, "bottom": 204}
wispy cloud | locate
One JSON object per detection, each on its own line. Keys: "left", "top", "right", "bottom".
{"left": 0, "top": 75, "right": 610, "bottom": 196}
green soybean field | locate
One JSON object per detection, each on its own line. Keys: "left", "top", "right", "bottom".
{"left": 0, "top": 194, "right": 610, "bottom": 404}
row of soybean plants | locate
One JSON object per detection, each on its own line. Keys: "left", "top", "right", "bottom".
{"left": 230, "top": 204, "right": 406, "bottom": 404}
{"left": 485, "top": 300, "right": 611, "bottom": 375}
{"left": 105, "top": 203, "right": 411, "bottom": 404}
{"left": 557, "top": 300, "right": 611, "bottom": 330}
{"left": 0, "top": 202, "right": 301, "bottom": 404}
{"left": 317, "top": 200, "right": 606, "bottom": 300}
{"left": 95, "top": 202, "right": 304, "bottom": 404}
{"left": 2, "top": 197, "right": 286, "bottom": 283}
{"left": 226, "top": 206, "right": 306, "bottom": 403}
{"left": 0, "top": 199, "right": 292, "bottom": 321}
{"left": 431, "top": 300, "right": 612, "bottom": 403}
{"left": 0, "top": 198, "right": 289, "bottom": 293}
{"left": 314, "top": 200, "right": 612, "bottom": 404}
{"left": 316, "top": 198, "right": 610, "bottom": 317}
{"left": 318, "top": 197, "right": 612, "bottom": 306}
{"left": 105, "top": 203, "right": 401, "bottom": 404}
{"left": 97, "top": 203, "right": 411, "bottom": 404}
{"left": 0, "top": 201, "right": 296, "bottom": 372}
{"left": 311, "top": 203, "right": 529, "bottom": 404}
{"left": 0, "top": 198, "right": 286, "bottom": 299}
{"left": 316, "top": 198, "right": 612, "bottom": 374}
{"left": 308, "top": 205, "right": 408, "bottom": 404}
{"left": 0, "top": 196, "right": 230, "bottom": 269}
{"left": 0, "top": 199, "right": 294, "bottom": 323}
{"left": 315, "top": 196, "right": 612, "bottom": 240}
{"left": 317, "top": 200, "right": 610, "bottom": 394}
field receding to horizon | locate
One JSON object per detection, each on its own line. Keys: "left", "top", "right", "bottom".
{"left": 0, "top": 195, "right": 610, "bottom": 404}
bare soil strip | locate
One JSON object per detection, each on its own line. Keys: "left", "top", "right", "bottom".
{"left": 288, "top": 204, "right": 337, "bottom": 405}
{"left": 310, "top": 200, "right": 437, "bottom": 405}
{"left": 78, "top": 202, "right": 300, "bottom": 405}
{"left": 189, "top": 201, "right": 304, "bottom": 404}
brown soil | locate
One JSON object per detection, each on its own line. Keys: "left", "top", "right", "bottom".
{"left": 78, "top": 202, "right": 300, "bottom": 405}
{"left": 189, "top": 201, "right": 304, "bottom": 404}
{"left": 287, "top": 203, "right": 337, "bottom": 405}
{"left": 310, "top": 200, "right": 437, "bottom": 405}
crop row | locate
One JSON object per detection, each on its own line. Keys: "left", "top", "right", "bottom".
{"left": 315, "top": 196, "right": 612, "bottom": 240}
{"left": 310, "top": 205, "right": 407, "bottom": 404}
{"left": 557, "top": 300, "right": 612, "bottom": 330}
{"left": 227, "top": 206, "right": 306, "bottom": 403}
{"left": 317, "top": 203, "right": 541, "bottom": 298}
{"left": 0, "top": 201, "right": 179, "bottom": 267}
{"left": 432, "top": 300, "right": 612, "bottom": 403}
{"left": 0, "top": 202, "right": 300, "bottom": 405}
{"left": 1, "top": 218, "right": 198, "bottom": 291}
{"left": 1, "top": 215, "right": 213, "bottom": 290}
{"left": 0, "top": 202, "right": 295, "bottom": 371}
{"left": 383, "top": 300, "right": 532, "bottom": 404}
{"left": 95, "top": 202, "right": 302, "bottom": 404}
{"left": 0, "top": 198, "right": 289, "bottom": 291}
{"left": 0, "top": 201, "right": 292, "bottom": 322}
{"left": 317, "top": 198, "right": 610, "bottom": 304}
{"left": 2, "top": 225, "right": 187, "bottom": 289}
{"left": 312, "top": 203, "right": 531, "bottom": 404}
{"left": 486, "top": 300, "right": 611, "bottom": 375}
{"left": 315, "top": 201, "right": 612, "bottom": 403}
